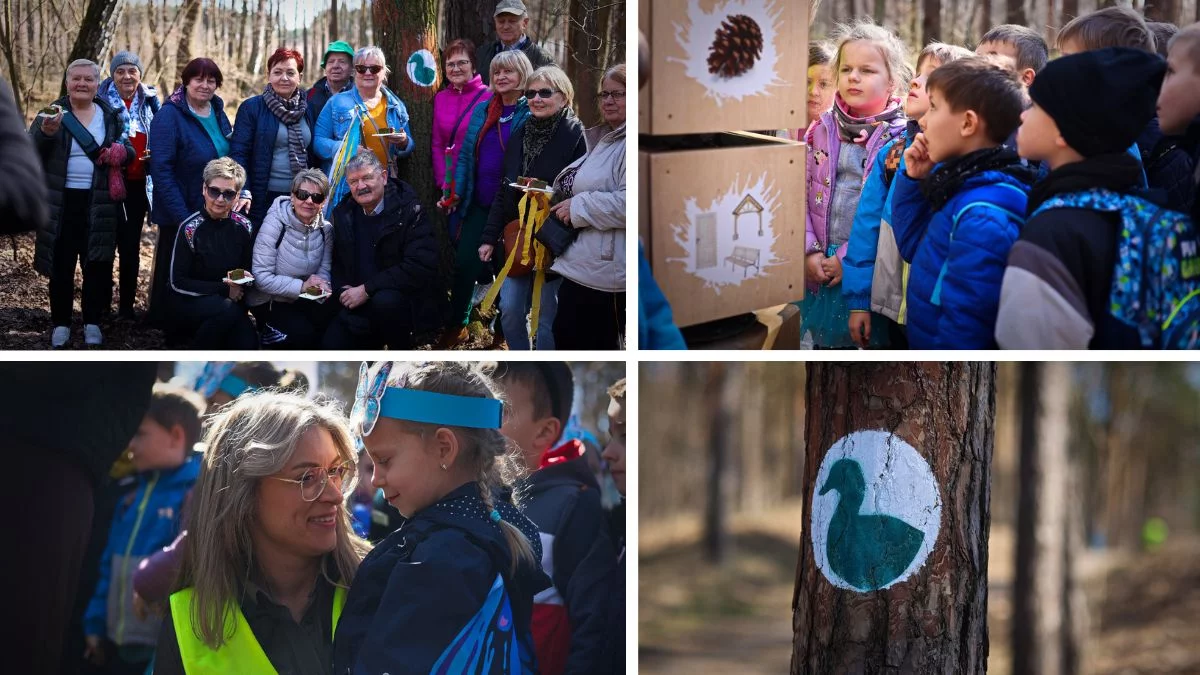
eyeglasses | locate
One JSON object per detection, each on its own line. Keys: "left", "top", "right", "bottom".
{"left": 524, "top": 88, "right": 559, "bottom": 100}
{"left": 269, "top": 461, "right": 358, "bottom": 502}
{"left": 446, "top": 59, "right": 471, "bottom": 70}
{"left": 293, "top": 188, "right": 326, "bottom": 204}
{"left": 599, "top": 90, "right": 626, "bottom": 101}
{"left": 205, "top": 186, "right": 238, "bottom": 202}
{"left": 355, "top": 65, "right": 384, "bottom": 75}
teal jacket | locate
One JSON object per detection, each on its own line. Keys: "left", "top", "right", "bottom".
{"left": 451, "top": 97, "right": 530, "bottom": 212}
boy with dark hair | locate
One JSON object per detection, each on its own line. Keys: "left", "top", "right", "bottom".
{"left": 1056, "top": 7, "right": 1193, "bottom": 214}
{"left": 891, "top": 57, "right": 1035, "bottom": 348}
{"left": 977, "top": 24, "right": 1049, "bottom": 86}
{"left": 83, "top": 384, "right": 203, "bottom": 674}
{"left": 997, "top": 48, "right": 1188, "bottom": 349}
{"left": 495, "top": 362, "right": 615, "bottom": 675}
{"left": 600, "top": 377, "right": 626, "bottom": 674}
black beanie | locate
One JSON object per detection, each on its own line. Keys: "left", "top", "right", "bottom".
{"left": 1028, "top": 47, "right": 1166, "bottom": 157}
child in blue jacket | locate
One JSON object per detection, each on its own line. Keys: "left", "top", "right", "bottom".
{"left": 890, "top": 57, "right": 1036, "bottom": 348}
{"left": 83, "top": 384, "right": 203, "bottom": 674}
{"left": 844, "top": 42, "right": 974, "bottom": 348}
{"left": 334, "top": 361, "right": 550, "bottom": 674}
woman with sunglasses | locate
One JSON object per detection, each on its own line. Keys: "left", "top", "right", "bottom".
{"left": 154, "top": 391, "right": 370, "bottom": 675}
{"left": 247, "top": 168, "right": 335, "bottom": 348}
{"left": 165, "top": 157, "right": 258, "bottom": 349}
{"left": 230, "top": 48, "right": 319, "bottom": 233}
{"left": 313, "top": 46, "right": 414, "bottom": 180}
{"left": 148, "top": 58, "right": 242, "bottom": 327}
{"left": 478, "top": 65, "right": 586, "bottom": 350}
{"left": 440, "top": 49, "right": 532, "bottom": 348}
{"left": 549, "top": 63, "right": 628, "bottom": 350}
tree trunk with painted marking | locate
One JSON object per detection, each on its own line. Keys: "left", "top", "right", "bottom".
{"left": 1013, "top": 362, "right": 1087, "bottom": 675}
{"left": 792, "top": 362, "right": 995, "bottom": 674}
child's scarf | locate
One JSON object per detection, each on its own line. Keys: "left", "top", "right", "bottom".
{"left": 831, "top": 92, "right": 905, "bottom": 144}
{"left": 919, "top": 146, "right": 1035, "bottom": 210}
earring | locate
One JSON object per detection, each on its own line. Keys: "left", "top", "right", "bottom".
{"left": 441, "top": 463, "right": 448, "bottom": 471}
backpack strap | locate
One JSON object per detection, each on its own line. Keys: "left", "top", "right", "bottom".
{"left": 61, "top": 109, "right": 102, "bottom": 162}
{"left": 930, "top": 187, "right": 1026, "bottom": 307}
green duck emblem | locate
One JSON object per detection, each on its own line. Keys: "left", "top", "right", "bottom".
{"left": 819, "top": 458, "right": 925, "bottom": 591}
{"left": 407, "top": 50, "right": 438, "bottom": 87}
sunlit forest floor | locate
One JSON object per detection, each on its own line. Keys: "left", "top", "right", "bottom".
{"left": 639, "top": 501, "right": 1200, "bottom": 674}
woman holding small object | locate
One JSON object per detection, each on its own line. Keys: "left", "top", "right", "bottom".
{"left": 439, "top": 49, "right": 532, "bottom": 348}
{"left": 477, "top": 65, "right": 585, "bottom": 350}
{"left": 29, "top": 58, "right": 133, "bottom": 348}
{"left": 314, "top": 46, "right": 414, "bottom": 209}
{"left": 248, "top": 168, "right": 336, "bottom": 349}
{"left": 166, "top": 157, "right": 258, "bottom": 349}
{"left": 432, "top": 39, "right": 491, "bottom": 241}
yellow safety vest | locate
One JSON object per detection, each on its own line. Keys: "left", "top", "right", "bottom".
{"left": 169, "top": 585, "right": 346, "bottom": 675}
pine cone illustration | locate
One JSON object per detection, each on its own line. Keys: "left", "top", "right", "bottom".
{"left": 708, "top": 14, "right": 764, "bottom": 78}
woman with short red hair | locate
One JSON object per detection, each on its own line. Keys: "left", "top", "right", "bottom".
{"left": 230, "top": 47, "right": 318, "bottom": 234}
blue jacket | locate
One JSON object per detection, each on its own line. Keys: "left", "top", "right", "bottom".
{"left": 892, "top": 169, "right": 1030, "bottom": 349}
{"left": 83, "top": 452, "right": 200, "bottom": 642}
{"left": 843, "top": 131, "right": 909, "bottom": 313}
{"left": 453, "top": 97, "right": 530, "bottom": 212}
{"left": 148, "top": 91, "right": 233, "bottom": 228}
{"left": 638, "top": 242, "right": 686, "bottom": 349}
{"left": 333, "top": 482, "right": 549, "bottom": 674}
{"left": 228, "top": 93, "right": 319, "bottom": 228}
{"left": 312, "top": 86, "right": 414, "bottom": 173}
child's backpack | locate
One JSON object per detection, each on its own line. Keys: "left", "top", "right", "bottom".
{"left": 1030, "top": 189, "right": 1200, "bottom": 348}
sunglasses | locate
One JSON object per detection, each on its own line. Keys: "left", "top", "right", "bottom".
{"left": 355, "top": 65, "right": 384, "bottom": 75}
{"left": 599, "top": 90, "right": 626, "bottom": 101}
{"left": 525, "top": 88, "right": 559, "bottom": 100}
{"left": 293, "top": 188, "right": 326, "bottom": 204}
{"left": 205, "top": 186, "right": 238, "bottom": 202}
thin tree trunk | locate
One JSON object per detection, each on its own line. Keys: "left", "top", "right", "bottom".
{"left": 1, "top": 0, "right": 27, "bottom": 120}
{"left": 1006, "top": 0, "right": 1025, "bottom": 26}
{"left": 248, "top": 0, "right": 267, "bottom": 75}
{"left": 1062, "top": 0, "right": 1078, "bottom": 21}
{"left": 330, "top": 0, "right": 338, "bottom": 42}
{"left": 1013, "top": 363, "right": 1086, "bottom": 675}
{"left": 175, "top": 0, "right": 201, "bottom": 84}
{"left": 792, "top": 362, "right": 995, "bottom": 675}
{"left": 442, "top": 0, "right": 493, "bottom": 48}
{"left": 64, "top": 0, "right": 127, "bottom": 96}
{"left": 923, "top": 0, "right": 941, "bottom": 46}
{"left": 703, "top": 362, "right": 735, "bottom": 565}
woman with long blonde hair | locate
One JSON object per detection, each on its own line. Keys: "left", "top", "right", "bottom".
{"left": 154, "top": 391, "right": 370, "bottom": 675}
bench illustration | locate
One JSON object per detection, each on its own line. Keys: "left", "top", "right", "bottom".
{"left": 725, "top": 245, "right": 761, "bottom": 277}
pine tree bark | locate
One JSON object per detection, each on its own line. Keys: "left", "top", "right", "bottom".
{"left": 1013, "top": 363, "right": 1087, "bottom": 675}
{"left": 63, "top": 0, "right": 126, "bottom": 96}
{"left": 441, "top": 0, "right": 493, "bottom": 47}
{"left": 792, "top": 362, "right": 995, "bottom": 675}
{"left": 372, "top": 0, "right": 439, "bottom": 202}
{"left": 703, "top": 362, "right": 738, "bottom": 565}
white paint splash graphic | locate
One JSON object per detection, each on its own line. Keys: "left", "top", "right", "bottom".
{"left": 667, "top": 172, "right": 784, "bottom": 292}
{"left": 669, "top": 0, "right": 787, "bottom": 106}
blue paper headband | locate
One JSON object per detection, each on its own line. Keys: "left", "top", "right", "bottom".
{"left": 219, "top": 374, "right": 253, "bottom": 398}
{"left": 379, "top": 387, "right": 503, "bottom": 429}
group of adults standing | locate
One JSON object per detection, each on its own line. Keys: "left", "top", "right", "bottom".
{"left": 24, "top": 0, "right": 627, "bottom": 350}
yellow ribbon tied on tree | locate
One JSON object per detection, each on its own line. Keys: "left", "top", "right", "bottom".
{"left": 481, "top": 190, "right": 553, "bottom": 345}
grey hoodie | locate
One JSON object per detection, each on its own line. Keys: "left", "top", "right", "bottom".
{"left": 248, "top": 195, "right": 333, "bottom": 306}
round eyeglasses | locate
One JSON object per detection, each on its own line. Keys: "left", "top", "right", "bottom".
{"left": 268, "top": 461, "right": 358, "bottom": 502}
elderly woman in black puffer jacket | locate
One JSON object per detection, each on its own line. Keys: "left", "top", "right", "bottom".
{"left": 30, "top": 58, "right": 132, "bottom": 349}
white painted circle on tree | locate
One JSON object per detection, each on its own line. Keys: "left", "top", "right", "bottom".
{"left": 811, "top": 429, "right": 942, "bottom": 591}
{"left": 407, "top": 49, "right": 438, "bottom": 87}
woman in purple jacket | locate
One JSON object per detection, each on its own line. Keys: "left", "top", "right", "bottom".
{"left": 432, "top": 39, "right": 491, "bottom": 241}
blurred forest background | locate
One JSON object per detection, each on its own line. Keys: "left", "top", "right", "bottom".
{"left": 639, "top": 361, "right": 1200, "bottom": 674}
{"left": 808, "top": 0, "right": 1200, "bottom": 49}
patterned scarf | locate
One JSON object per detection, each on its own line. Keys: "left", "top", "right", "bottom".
{"left": 262, "top": 84, "right": 308, "bottom": 176}
{"left": 919, "top": 146, "right": 1035, "bottom": 210}
{"left": 831, "top": 93, "right": 905, "bottom": 144}
{"left": 476, "top": 96, "right": 508, "bottom": 155}
{"left": 522, "top": 107, "right": 569, "bottom": 175}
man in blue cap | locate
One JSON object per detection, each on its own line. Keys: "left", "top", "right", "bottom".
{"left": 308, "top": 40, "right": 356, "bottom": 123}
{"left": 477, "top": 0, "right": 554, "bottom": 85}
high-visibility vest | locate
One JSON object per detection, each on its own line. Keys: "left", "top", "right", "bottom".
{"left": 169, "top": 585, "right": 346, "bottom": 675}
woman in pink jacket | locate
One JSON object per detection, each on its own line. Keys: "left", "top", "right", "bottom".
{"left": 433, "top": 39, "right": 491, "bottom": 240}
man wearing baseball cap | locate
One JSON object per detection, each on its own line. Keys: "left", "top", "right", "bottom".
{"left": 307, "top": 40, "right": 356, "bottom": 122}
{"left": 477, "top": 0, "right": 554, "bottom": 85}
